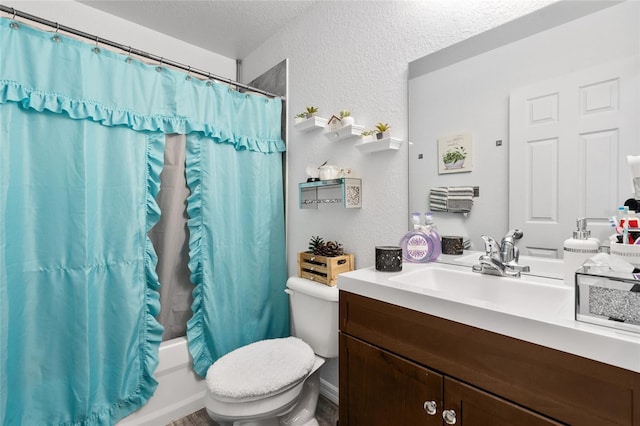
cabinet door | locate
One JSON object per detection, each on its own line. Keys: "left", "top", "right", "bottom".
{"left": 443, "top": 377, "right": 563, "bottom": 426}
{"left": 340, "top": 334, "right": 443, "bottom": 426}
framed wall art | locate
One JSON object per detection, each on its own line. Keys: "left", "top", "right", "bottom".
{"left": 438, "top": 133, "right": 472, "bottom": 174}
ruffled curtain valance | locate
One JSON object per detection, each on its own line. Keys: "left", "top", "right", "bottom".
{"left": 0, "top": 18, "right": 285, "bottom": 153}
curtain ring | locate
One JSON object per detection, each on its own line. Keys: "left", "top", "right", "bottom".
{"left": 206, "top": 72, "right": 212, "bottom": 86}
{"left": 185, "top": 66, "right": 192, "bottom": 81}
{"left": 93, "top": 36, "right": 100, "bottom": 54}
{"left": 9, "top": 8, "right": 19, "bottom": 29}
{"left": 156, "top": 57, "right": 164, "bottom": 72}
{"left": 51, "top": 23, "right": 61, "bottom": 42}
{"left": 125, "top": 46, "right": 133, "bottom": 63}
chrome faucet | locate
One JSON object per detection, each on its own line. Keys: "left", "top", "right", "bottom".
{"left": 472, "top": 230, "right": 530, "bottom": 277}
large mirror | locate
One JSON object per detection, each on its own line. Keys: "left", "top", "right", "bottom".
{"left": 408, "top": 1, "right": 639, "bottom": 258}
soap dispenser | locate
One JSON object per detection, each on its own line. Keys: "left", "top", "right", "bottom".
{"left": 399, "top": 212, "right": 435, "bottom": 263}
{"left": 423, "top": 212, "right": 442, "bottom": 261}
{"left": 563, "top": 217, "right": 599, "bottom": 286}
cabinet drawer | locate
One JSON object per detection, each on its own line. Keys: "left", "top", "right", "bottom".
{"left": 340, "top": 291, "right": 640, "bottom": 426}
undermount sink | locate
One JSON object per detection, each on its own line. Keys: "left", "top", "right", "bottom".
{"left": 448, "top": 251, "right": 564, "bottom": 280}
{"left": 388, "top": 263, "right": 573, "bottom": 321}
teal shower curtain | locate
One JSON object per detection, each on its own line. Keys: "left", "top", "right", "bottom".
{"left": 186, "top": 133, "right": 288, "bottom": 377}
{"left": 0, "top": 16, "right": 287, "bottom": 425}
{"left": 0, "top": 104, "right": 165, "bottom": 425}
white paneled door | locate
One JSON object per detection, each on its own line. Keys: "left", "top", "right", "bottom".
{"left": 509, "top": 58, "right": 638, "bottom": 258}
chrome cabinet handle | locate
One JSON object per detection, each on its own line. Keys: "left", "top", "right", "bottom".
{"left": 442, "top": 409, "right": 457, "bottom": 425}
{"left": 423, "top": 400, "right": 437, "bottom": 415}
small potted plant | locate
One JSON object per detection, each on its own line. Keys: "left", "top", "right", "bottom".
{"left": 375, "top": 122, "right": 391, "bottom": 140}
{"left": 361, "top": 129, "right": 377, "bottom": 142}
{"left": 442, "top": 146, "right": 467, "bottom": 169}
{"left": 304, "top": 106, "right": 319, "bottom": 118}
{"left": 294, "top": 106, "right": 319, "bottom": 123}
{"left": 339, "top": 110, "right": 354, "bottom": 126}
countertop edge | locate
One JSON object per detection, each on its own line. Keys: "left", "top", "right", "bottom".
{"left": 338, "top": 265, "right": 640, "bottom": 374}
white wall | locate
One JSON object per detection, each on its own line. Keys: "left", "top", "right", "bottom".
{"left": 241, "top": 0, "right": 558, "bottom": 395}
{"left": 242, "top": 0, "right": 557, "bottom": 273}
{"left": 2, "top": 0, "right": 236, "bottom": 79}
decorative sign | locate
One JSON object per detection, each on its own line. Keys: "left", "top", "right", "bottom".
{"left": 438, "top": 133, "right": 473, "bottom": 174}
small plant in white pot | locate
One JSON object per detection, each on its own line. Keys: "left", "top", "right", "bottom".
{"left": 375, "top": 122, "right": 391, "bottom": 139}
{"left": 339, "top": 110, "right": 354, "bottom": 126}
{"left": 361, "top": 129, "right": 377, "bottom": 142}
{"left": 294, "top": 106, "right": 319, "bottom": 123}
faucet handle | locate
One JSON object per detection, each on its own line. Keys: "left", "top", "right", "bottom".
{"left": 481, "top": 235, "right": 501, "bottom": 258}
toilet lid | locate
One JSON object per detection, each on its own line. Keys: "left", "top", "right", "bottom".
{"left": 206, "top": 337, "right": 315, "bottom": 400}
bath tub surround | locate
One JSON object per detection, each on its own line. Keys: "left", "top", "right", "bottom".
{"left": 116, "top": 337, "right": 207, "bottom": 425}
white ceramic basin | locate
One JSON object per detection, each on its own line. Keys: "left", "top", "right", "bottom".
{"left": 449, "top": 252, "right": 564, "bottom": 280}
{"left": 388, "top": 263, "right": 572, "bottom": 320}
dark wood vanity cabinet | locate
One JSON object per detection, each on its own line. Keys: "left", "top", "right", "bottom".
{"left": 339, "top": 291, "right": 640, "bottom": 426}
{"left": 340, "top": 334, "right": 444, "bottom": 425}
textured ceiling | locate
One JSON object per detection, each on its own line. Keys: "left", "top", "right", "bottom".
{"left": 78, "top": 0, "right": 319, "bottom": 59}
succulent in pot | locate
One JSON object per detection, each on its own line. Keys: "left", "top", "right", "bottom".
{"left": 294, "top": 106, "right": 319, "bottom": 123}
{"left": 375, "top": 122, "right": 391, "bottom": 139}
{"left": 339, "top": 110, "right": 354, "bottom": 126}
{"left": 304, "top": 106, "right": 319, "bottom": 118}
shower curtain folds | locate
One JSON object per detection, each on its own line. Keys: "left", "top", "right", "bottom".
{"left": 185, "top": 133, "right": 288, "bottom": 378}
{"left": 0, "top": 104, "right": 165, "bottom": 425}
{"left": 1, "top": 17, "right": 286, "bottom": 425}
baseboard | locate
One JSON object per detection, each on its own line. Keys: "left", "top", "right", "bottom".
{"left": 320, "top": 378, "right": 339, "bottom": 406}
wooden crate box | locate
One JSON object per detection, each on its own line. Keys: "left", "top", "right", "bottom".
{"left": 297, "top": 252, "right": 355, "bottom": 286}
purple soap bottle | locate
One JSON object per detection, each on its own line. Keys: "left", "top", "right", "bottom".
{"left": 399, "top": 213, "right": 434, "bottom": 263}
{"left": 423, "top": 212, "right": 442, "bottom": 261}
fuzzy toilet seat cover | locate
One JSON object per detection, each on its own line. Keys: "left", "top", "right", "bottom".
{"left": 206, "top": 337, "right": 315, "bottom": 399}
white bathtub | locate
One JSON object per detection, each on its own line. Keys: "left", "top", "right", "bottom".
{"left": 116, "top": 337, "right": 207, "bottom": 425}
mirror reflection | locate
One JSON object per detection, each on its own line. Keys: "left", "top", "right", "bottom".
{"left": 408, "top": 1, "right": 639, "bottom": 258}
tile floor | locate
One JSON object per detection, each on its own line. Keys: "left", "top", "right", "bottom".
{"left": 168, "top": 395, "right": 338, "bottom": 426}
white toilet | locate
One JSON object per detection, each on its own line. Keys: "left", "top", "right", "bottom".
{"left": 204, "top": 277, "right": 339, "bottom": 426}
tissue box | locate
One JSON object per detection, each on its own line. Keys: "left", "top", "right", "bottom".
{"left": 575, "top": 266, "right": 640, "bottom": 334}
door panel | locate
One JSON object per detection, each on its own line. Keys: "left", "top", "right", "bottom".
{"left": 509, "top": 58, "right": 638, "bottom": 256}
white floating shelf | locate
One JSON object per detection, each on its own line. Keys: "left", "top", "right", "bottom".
{"left": 323, "top": 124, "right": 364, "bottom": 142}
{"left": 354, "top": 137, "right": 403, "bottom": 153}
{"left": 294, "top": 116, "right": 328, "bottom": 132}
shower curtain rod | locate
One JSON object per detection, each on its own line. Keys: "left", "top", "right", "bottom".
{"left": 0, "top": 5, "right": 284, "bottom": 100}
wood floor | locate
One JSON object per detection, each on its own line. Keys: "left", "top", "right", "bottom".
{"left": 167, "top": 395, "right": 338, "bottom": 426}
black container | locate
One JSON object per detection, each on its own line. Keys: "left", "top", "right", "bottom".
{"left": 442, "top": 236, "right": 464, "bottom": 255}
{"left": 375, "top": 246, "right": 403, "bottom": 272}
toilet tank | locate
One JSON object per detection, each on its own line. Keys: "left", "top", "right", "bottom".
{"left": 286, "top": 277, "right": 339, "bottom": 358}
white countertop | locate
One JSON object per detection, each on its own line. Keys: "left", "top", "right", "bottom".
{"left": 338, "top": 257, "right": 640, "bottom": 374}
